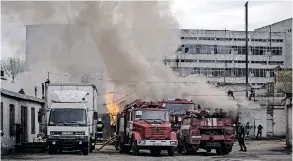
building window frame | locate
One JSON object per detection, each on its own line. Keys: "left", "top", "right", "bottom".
{"left": 9, "top": 104, "right": 15, "bottom": 136}
{"left": 31, "top": 108, "right": 35, "bottom": 134}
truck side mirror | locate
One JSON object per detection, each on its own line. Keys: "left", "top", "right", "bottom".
{"left": 93, "top": 112, "right": 98, "bottom": 120}
{"left": 38, "top": 110, "right": 42, "bottom": 123}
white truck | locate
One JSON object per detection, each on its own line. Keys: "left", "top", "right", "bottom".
{"left": 45, "top": 84, "right": 99, "bottom": 155}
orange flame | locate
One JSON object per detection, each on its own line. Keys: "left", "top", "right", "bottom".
{"left": 105, "top": 85, "right": 120, "bottom": 125}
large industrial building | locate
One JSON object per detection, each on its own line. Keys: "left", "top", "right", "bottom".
{"left": 166, "top": 18, "right": 292, "bottom": 88}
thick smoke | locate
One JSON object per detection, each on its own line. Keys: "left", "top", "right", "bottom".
{"left": 2, "top": 1, "right": 250, "bottom": 116}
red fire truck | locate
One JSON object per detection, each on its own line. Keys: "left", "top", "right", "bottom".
{"left": 115, "top": 99, "right": 177, "bottom": 156}
{"left": 157, "top": 99, "right": 196, "bottom": 132}
{"left": 177, "top": 109, "right": 235, "bottom": 155}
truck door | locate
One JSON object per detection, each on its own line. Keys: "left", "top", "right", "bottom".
{"left": 127, "top": 111, "right": 133, "bottom": 139}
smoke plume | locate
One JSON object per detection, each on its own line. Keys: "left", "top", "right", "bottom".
{"left": 2, "top": 1, "right": 250, "bottom": 116}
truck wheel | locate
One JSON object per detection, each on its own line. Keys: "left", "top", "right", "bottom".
{"left": 168, "top": 147, "right": 175, "bottom": 156}
{"left": 132, "top": 141, "right": 139, "bottom": 156}
{"left": 48, "top": 146, "right": 56, "bottom": 154}
{"left": 150, "top": 149, "right": 161, "bottom": 156}
{"left": 216, "top": 149, "right": 222, "bottom": 155}
{"left": 82, "top": 149, "right": 89, "bottom": 155}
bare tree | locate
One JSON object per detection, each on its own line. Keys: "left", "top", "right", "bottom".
{"left": 275, "top": 68, "right": 292, "bottom": 94}
{"left": 1, "top": 57, "right": 25, "bottom": 82}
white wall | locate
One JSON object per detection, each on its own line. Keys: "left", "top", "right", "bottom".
{"left": 238, "top": 106, "right": 267, "bottom": 138}
{"left": 1, "top": 95, "right": 42, "bottom": 153}
{"left": 273, "top": 107, "right": 286, "bottom": 136}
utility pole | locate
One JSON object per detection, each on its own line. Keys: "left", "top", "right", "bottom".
{"left": 245, "top": 1, "right": 249, "bottom": 98}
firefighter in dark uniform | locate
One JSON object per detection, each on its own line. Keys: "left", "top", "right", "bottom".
{"left": 227, "top": 90, "right": 235, "bottom": 99}
{"left": 237, "top": 122, "right": 247, "bottom": 152}
{"left": 96, "top": 118, "right": 104, "bottom": 142}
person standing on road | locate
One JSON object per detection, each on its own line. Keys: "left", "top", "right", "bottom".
{"left": 237, "top": 122, "right": 247, "bottom": 152}
{"left": 245, "top": 122, "right": 251, "bottom": 136}
{"left": 256, "top": 123, "right": 263, "bottom": 140}
{"left": 96, "top": 118, "right": 104, "bottom": 142}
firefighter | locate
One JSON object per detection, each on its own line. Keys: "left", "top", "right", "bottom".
{"left": 227, "top": 90, "right": 235, "bottom": 99}
{"left": 249, "top": 88, "right": 256, "bottom": 101}
{"left": 256, "top": 123, "right": 263, "bottom": 140}
{"left": 237, "top": 122, "right": 247, "bottom": 152}
{"left": 245, "top": 121, "right": 251, "bottom": 136}
{"left": 18, "top": 89, "right": 25, "bottom": 95}
{"left": 96, "top": 118, "right": 104, "bottom": 142}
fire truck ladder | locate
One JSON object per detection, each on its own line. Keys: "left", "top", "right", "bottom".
{"left": 95, "top": 135, "right": 117, "bottom": 151}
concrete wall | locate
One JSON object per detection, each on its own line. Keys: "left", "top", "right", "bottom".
{"left": 0, "top": 89, "right": 44, "bottom": 155}
{"left": 238, "top": 106, "right": 267, "bottom": 138}
{"left": 273, "top": 107, "right": 286, "bottom": 136}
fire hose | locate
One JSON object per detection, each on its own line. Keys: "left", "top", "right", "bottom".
{"left": 95, "top": 135, "right": 117, "bottom": 151}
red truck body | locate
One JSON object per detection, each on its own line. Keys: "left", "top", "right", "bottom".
{"left": 177, "top": 110, "right": 235, "bottom": 155}
{"left": 157, "top": 99, "right": 196, "bottom": 132}
{"left": 115, "top": 99, "right": 177, "bottom": 156}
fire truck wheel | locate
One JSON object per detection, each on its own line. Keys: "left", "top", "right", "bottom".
{"left": 48, "top": 145, "right": 56, "bottom": 154}
{"left": 150, "top": 149, "right": 161, "bottom": 156}
{"left": 168, "top": 147, "right": 175, "bottom": 156}
{"left": 131, "top": 141, "right": 139, "bottom": 156}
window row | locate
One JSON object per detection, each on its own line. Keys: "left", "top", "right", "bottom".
{"left": 181, "top": 37, "right": 283, "bottom": 42}
{"left": 179, "top": 45, "right": 283, "bottom": 55}
{"left": 167, "top": 59, "right": 284, "bottom": 65}
{"left": 0, "top": 102, "right": 36, "bottom": 137}
{"left": 187, "top": 68, "right": 275, "bottom": 78}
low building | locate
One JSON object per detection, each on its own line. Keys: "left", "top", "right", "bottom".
{"left": 1, "top": 88, "right": 45, "bottom": 155}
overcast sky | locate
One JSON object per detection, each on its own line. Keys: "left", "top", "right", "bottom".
{"left": 171, "top": 0, "right": 292, "bottom": 30}
{"left": 1, "top": 0, "right": 292, "bottom": 58}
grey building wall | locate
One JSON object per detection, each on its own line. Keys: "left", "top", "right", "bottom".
{"left": 255, "top": 18, "right": 292, "bottom": 68}
{"left": 0, "top": 89, "right": 45, "bottom": 155}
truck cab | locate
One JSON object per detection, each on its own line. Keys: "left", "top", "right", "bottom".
{"left": 177, "top": 109, "right": 235, "bottom": 155}
{"left": 47, "top": 102, "right": 90, "bottom": 155}
{"left": 45, "top": 84, "right": 99, "bottom": 155}
{"left": 115, "top": 100, "right": 177, "bottom": 156}
{"left": 158, "top": 98, "right": 196, "bottom": 132}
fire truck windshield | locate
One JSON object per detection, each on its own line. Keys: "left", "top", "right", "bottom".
{"left": 134, "top": 110, "right": 169, "bottom": 121}
{"left": 163, "top": 103, "right": 195, "bottom": 114}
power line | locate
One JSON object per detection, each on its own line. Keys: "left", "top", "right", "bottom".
{"left": 49, "top": 72, "right": 209, "bottom": 84}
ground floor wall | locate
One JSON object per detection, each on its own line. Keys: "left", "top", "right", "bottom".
{"left": 1, "top": 95, "right": 43, "bottom": 155}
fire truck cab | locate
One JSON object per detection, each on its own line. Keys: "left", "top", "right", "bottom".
{"left": 115, "top": 99, "right": 177, "bottom": 156}
{"left": 158, "top": 98, "right": 196, "bottom": 132}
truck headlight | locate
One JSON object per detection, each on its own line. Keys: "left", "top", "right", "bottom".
{"left": 48, "top": 135, "right": 59, "bottom": 139}
{"left": 170, "top": 141, "right": 177, "bottom": 145}
{"left": 73, "top": 131, "right": 85, "bottom": 135}
{"left": 78, "top": 136, "right": 88, "bottom": 140}
{"left": 191, "top": 136, "right": 201, "bottom": 139}
{"left": 138, "top": 140, "right": 146, "bottom": 145}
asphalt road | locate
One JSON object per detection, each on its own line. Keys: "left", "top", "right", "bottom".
{"left": 2, "top": 140, "right": 292, "bottom": 161}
